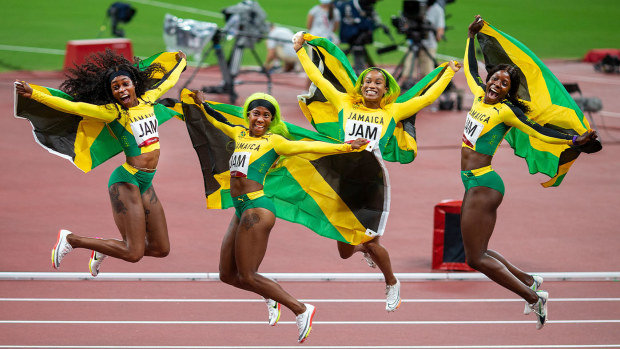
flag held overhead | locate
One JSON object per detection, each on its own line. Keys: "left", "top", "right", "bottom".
{"left": 14, "top": 52, "right": 184, "bottom": 173}
{"left": 477, "top": 22, "right": 601, "bottom": 187}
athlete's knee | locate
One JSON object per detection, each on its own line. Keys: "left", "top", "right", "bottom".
{"left": 465, "top": 258, "right": 480, "bottom": 270}
{"left": 146, "top": 241, "right": 170, "bottom": 258}
{"left": 465, "top": 253, "right": 487, "bottom": 271}
{"left": 337, "top": 241, "right": 354, "bottom": 259}
{"left": 218, "top": 265, "right": 240, "bottom": 285}
{"left": 150, "top": 247, "right": 170, "bottom": 258}
{"left": 236, "top": 272, "right": 260, "bottom": 289}
{"left": 124, "top": 250, "right": 145, "bottom": 263}
{"left": 338, "top": 249, "right": 353, "bottom": 259}
{"left": 363, "top": 239, "right": 382, "bottom": 254}
{"left": 218, "top": 270, "right": 236, "bottom": 285}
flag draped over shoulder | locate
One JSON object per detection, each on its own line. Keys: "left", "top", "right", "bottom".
{"left": 297, "top": 33, "right": 450, "bottom": 164}
{"left": 181, "top": 90, "right": 389, "bottom": 245}
{"left": 14, "top": 52, "right": 183, "bottom": 173}
{"left": 478, "top": 23, "right": 601, "bottom": 187}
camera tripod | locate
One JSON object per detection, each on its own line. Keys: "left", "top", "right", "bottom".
{"left": 389, "top": 37, "right": 463, "bottom": 111}
{"left": 181, "top": 29, "right": 272, "bottom": 105}
{"left": 348, "top": 44, "right": 376, "bottom": 76}
{"left": 392, "top": 38, "right": 436, "bottom": 89}
{"left": 343, "top": 32, "right": 376, "bottom": 75}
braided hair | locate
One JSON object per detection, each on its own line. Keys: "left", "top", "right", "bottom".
{"left": 60, "top": 48, "right": 165, "bottom": 106}
{"left": 486, "top": 63, "right": 530, "bottom": 113}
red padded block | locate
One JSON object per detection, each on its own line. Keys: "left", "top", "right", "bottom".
{"left": 432, "top": 199, "right": 474, "bottom": 271}
{"left": 63, "top": 39, "right": 133, "bottom": 70}
{"left": 583, "top": 49, "right": 620, "bottom": 63}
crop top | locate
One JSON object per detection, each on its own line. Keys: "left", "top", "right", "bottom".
{"left": 462, "top": 38, "right": 573, "bottom": 156}
{"left": 30, "top": 58, "right": 187, "bottom": 157}
{"left": 297, "top": 48, "right": 455, "bottom": 154}
{"left": 200, "top": 103, "right": 364, "bottom": 186}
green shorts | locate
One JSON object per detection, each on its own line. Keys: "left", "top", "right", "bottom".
{"left": 108, "top": 163, "right": 156, "bottom": 195}
{"left": 461, "top": 165, "right": 505, "bottom": 195}
{"left": 232, "top": 190, "right": 276, "bottom": 218}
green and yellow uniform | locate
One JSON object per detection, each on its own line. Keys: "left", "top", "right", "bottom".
{"left": 198, "top": 102, "right": 365, "bottom": 217}
{"left": 462, "top": 37, "right": 574, "bottom": 193}
{"left": 30, "top": 58, "right": 186, "bottom": 157}
{"left": 29, "top": 57, "right": 186, "bottom": 193}
{"left": 297, "top": 48, "right": 455, "bottom": 155}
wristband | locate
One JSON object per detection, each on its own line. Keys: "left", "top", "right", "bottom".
{"left": 572, "top": 135, "right": 578, "bottom": 145}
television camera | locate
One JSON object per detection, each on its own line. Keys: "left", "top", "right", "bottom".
{"left": 97, "top": 2, "right": 136, "bottom": 38}
{"left": 382, "top": 0, "right": 463, "bottom": 110}
{"left": 379, "top": 0, "right": 438, "bottom": 87}
{"left": 337, "top": 0, "right": 390, "bottom": 74}
{"left": 163, "top": 0, "right": 272, "bottom": 104}
{"left": 390, "top": 0, "right": 433, "bottom": 44}
{"left": 220, "top": 0, "right": 270, "bottom": 52}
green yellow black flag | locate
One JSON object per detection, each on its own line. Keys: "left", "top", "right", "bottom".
{"left": 181, "top": 90, "right": 389, "bottom": 245}
{"left": 297, "top": 33, "right": 451, "bottom": 164}
{"left": 477, "top": 22, "right": 601, "bottom": 187}
{"left": 14, "top": 52, "right": 183, "bottom": 173}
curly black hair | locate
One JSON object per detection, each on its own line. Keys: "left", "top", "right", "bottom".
{"left": 486, "top": 63, "right": 530, "bottom": 114}
{"left": 60, "top": 48, "right": 166, "bottom": 106}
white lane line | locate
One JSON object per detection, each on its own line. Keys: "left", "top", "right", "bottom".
{"left": 126, "top": 0, "right": 305, "bottom": 32}
{"left": 0, "top": 45, "right": 65, "bottom": 55}
{"left": 554, "top": 74, "right": 620, "bottom": 85}
{"left": 2, "top": 271, "right": 619, "bottom": 282}
{"left": 600, "top": 110, "right": 620, "bottom": 118}
{"left": 1, "top": 297, "right": 618, "bottom": 303}
{"left": 0, "top": 345, "right": 619, "bottom": 349}
{"left": 0, "top": 319, "right": 618, "bottom": 325}
{"left": 127, "top": 0, "right": 223, "bottom": 18}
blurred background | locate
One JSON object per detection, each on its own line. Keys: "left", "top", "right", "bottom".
{"left": 2, "top": 0, "right": 619, "bottom": 72}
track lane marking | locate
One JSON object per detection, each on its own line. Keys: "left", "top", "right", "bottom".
{"left": 0, "top": 319, "right": 619, "bottom": 325}
{"left": 1, "top": 345, "right": 619, "bottom": 348}
{"left": 1, "top": 297, "right": 619, "bottom": 303}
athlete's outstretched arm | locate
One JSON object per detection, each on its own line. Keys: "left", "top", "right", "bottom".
{"left": 393, "top": 62, "right": 459, "bottom": 121}
{"left": 15, "top": 81, "right": 118, "bottom": 122}
{"left": 190, "top": 90, "right": 241, "bottom": 139}
{"left": 464, "top": 15, "right": 486, "bottom": 97}
{"left": 293, "top": 33, "right": 346, "bottom": 110}
{"left": 504, "top": 103, "right": 597, "bottom": 145}
{"left": 273, "top": 135, "right": 367, "bottom": 156}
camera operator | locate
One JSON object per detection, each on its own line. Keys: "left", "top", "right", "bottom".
{"left": 307, "top": 0, "right": 341, "bottom": 45}
{"left": 335, "top": 0, "right": 387, "bottom": 74}
{"left": 265, "top": 23, "right": 299, "bottom": 73}
{"left": 336, "top": 0, "right": 381, "bottom": 45}
{"left": 221, "top": 0, "right": 270, "bottom": 48}
{"left": 417, "top": 0, "right": 444, "bottom": 76}
{"left": 398, "top": 0, "right": 444, "bottom": 80}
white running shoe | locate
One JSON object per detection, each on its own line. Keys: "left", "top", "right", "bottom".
{"left": 385, "top": 279, "right": 401, "bottom": 312}
{"left": 523, "top": 275, "right": 544, "bottom": 315}
{"left": 51, "top": 229, "right": 73, "bottom": 270}
{"left": 89, "top": 251, "right": 107, "bottom": 277}
{"left": 527, "top": 290, "right": 548, "bottom": 330}
{"left": 264, "top": 298, "right": 281, "bottom": 326}
{"left": 362, "top": 252, "right": 377, "bottom": 269}
{"left": 296, "top": 303, "right": 316, "bottom": 343}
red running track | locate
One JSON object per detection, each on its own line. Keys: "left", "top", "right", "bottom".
{"left": 1, "top": 59, "right": 619, "bottom": 348}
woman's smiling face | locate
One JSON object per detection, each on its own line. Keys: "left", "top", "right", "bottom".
{"left": 484, "top": 70, "right": 511, "bottom": 104}
{"left": 110, "top": 75, "right": 138, "bottom": 108}
{"left": 361, "top": 70, "right": 387, "bottom": 106}
{"left": 248, "top": 106, "right": 272, "bottom": 136}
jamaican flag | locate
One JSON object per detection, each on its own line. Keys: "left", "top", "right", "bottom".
{"left": 297, "top": 33, "right": 451, "bottom": 164}
{"left": 477, "top": 22, "right": 601, "bottom": 187}
{"left": 14, "top": 52, "right": 183, "bottom": 173}
{"left": 181, "top": 90, "right": 389, "bottom": 245}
